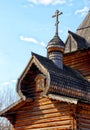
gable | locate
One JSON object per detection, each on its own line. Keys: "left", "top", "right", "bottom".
{"left": 65, "top": 34, "right": 77, "bottom": 53}
{"left": 16, "top": 53, "right": 90, "bottom": 103}
{"left": 76, "top": 10, "right": 90, "bottom": 44}
{"left": 64, "top": 30, "right": 89, "bottom": 53}
{"left": 0, "top": 52, "right": 90, "bottom": 120}
{"left": 16, "top": 54, "right": 50, "bottom": 100}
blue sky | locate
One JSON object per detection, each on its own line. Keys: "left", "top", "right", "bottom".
{"left": 0, "top": 0, "right": 90, "bottom": 88}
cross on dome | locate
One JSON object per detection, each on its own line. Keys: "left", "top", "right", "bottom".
{"left": 52, "top": 10, "right": 63, "bottom": 36}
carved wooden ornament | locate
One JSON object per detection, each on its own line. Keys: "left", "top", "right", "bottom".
{"left": 35, "top": 74, "right": 45, "bottom": 91}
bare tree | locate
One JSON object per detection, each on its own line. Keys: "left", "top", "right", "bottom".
{"left": 0, "top": 81, "right": 18, "bottom": 130}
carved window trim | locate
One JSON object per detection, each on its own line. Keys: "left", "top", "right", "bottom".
{"left": 35, "top": 74, "right": 46, "bottom": 91}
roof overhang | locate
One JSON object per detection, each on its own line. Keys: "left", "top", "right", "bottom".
{"left": 16, "top": 53, "right": 51, "bottom": 99}
{"left": 48, "top": 94, "right": 78, "bottom": 104}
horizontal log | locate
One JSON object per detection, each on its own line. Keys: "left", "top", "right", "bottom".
{"left": 15, "top": 115, "right": 72, "bottom": 127}
{"left": 76, "top": 114, "right": 90, "bottom": 120}
{"left": 22, "top": 98, "right": 59, "bottom": 106}
{"left": 64, "top": 58, "right": 89, "bottom": 66}
{"left": 16, "top": 111, "right": 72, "bottom": 123}
{"left": 17, "top": 105, "right": 70, "bottom": 115}
{"left": 16, "top": 120, "right": 72, "bottom": 129}
{"left": 16, "top": 107, "right": 72, "bottom": 119}
{"left": 78, "top": 103, "right": 90, "bottom": 109}
{"left": 15, "top": 124, "right": 72, "bottom": 130}
{"left": 77, "top": 122, "right": 90, "bottom": 129}
{"left": 77, "top": 127, "right": 90, "bottom": 130}
{"left": 77, "top": 118, "right": 90, "bottom": 125}
{"left": 18, "top": 102, "right": 70, "bottom": 114}
{"left": 64, "top": 51, "right": 88, "bottom": 59}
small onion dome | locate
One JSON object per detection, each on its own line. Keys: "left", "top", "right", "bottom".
{"left": 47, "top": 35, "right": 65, "bottom": 53}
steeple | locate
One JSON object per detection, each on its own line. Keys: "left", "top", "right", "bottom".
{"left": 47, "top": 10, "right": 64, "bottom": 69}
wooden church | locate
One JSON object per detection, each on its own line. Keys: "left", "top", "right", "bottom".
{"left": 0, "top": 10, "right": 90, "bottom": 130}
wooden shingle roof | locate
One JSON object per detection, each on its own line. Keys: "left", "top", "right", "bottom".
{"left": 68, "top": 31, "right": 90, "bottom": 49}
{"left": 0, "top": 52, "right": 90, "bottom": 116}
{"left": 65, "top": 11, "right": 90, "bottom": 53}
{"left": 76, "top": 10, "right": 90, "bottom": 44}
{"left": 64, "top": 31, "right": 90, "bottom": 53}
{"left": 32, "top": 53, "right": 90, "bottom": 102}
{"left": 47, "top": 35, "right": 64, "bottom": 49}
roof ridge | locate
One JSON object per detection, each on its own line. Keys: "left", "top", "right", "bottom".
{"left": 32, "top": 52, "right": 47, "bottom": 59}
{"left": 32, "top": 51, "right": 88, "bottom": 82}
{"left": 77, "top": 26, "right": 90, "bottom": 31}
{"left": 68, "top": 30, "right": 85, "bottom": 40}
{"left": 76, "top": 10, "right": 90, "bottom": 32}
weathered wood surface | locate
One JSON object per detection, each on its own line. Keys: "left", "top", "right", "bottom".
{"left": 76, "top": 103, "right": 90, "bottom": 130}
{"left": 9, "top": 50, "right": 90, "bottom": 130}
{"left": 64, "top": 50, "right": 90, "bottom": 81}
{"left": 11, "top": 93, "right": 76, "bottom": 130}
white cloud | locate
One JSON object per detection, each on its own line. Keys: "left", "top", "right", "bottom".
{"left": 1, "top": 82, "right": 10, "bottom": 86}
{"left": 19, "top": 36, "right": 38, "bottom": 44}
{"left": 27, "top": 0, "right": 66, "bottom": 5}
{"left": 40, "top": 41, "right": 46, "bottom": 47}
{"left": 11, "top": 80, "right": 17, "bottom": 83}
{"left": 68, "top": 0, "right": 73, "bottom": 6}
{"left": 19, "top": 35, "right": 46, "bottom": 47}
{"left": 75, "top": 6, "right": 89, "bottom": 16}
{"left": 52, "top": 0, "right": 66, "bottom": 5}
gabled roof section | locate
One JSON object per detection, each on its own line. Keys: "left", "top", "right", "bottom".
{"left": 16, "top": 52, "right": 50, "bottom": 99}
{"left": 76, "top": 10, "right": 90, "bottom": 44}
{"left": 68, "top": 31, "right": 88, "bottom": 49}
{"left": 64, "top": 30, "right": 90, "bottom": 53}
{"left": 65, "top": 11, "right": 90, "bottom": 53}
{"left": 16, "top": 52, "right": 90, "bottom": 101}
{"left": 77, "top": 10, "right": 90, "bottom": 30}
{"left": 0, "top": 52, "right": 90, "bottom": 117}
{"left": 31, "top": 53, "right": 90, "bottom": 102}
{"left": 33, "top": 53, "right": 85, "bottom": 80}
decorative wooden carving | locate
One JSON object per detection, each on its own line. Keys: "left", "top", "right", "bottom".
{"left": 35, "top": 74, "right": 45, "bottom": 91}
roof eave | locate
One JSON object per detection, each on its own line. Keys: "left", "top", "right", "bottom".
{"left": 48, "top": 93, "right": 78, "bottom": 104}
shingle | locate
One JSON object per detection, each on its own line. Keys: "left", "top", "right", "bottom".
{"left": 47, "top": 35, "right": 64, "bottom": 49}
{"left": 68, "top": 31, "right": 90, "bottom": 49}
{"left": 65, "top": 11, "right": 90, "bottom": 53}
{"left": 76, "top": 10, "right": 90, "bottom": 44}
{"left": 32, "top": 53, "right": 90, "bottom": 101}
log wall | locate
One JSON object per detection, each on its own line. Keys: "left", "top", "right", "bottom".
{"left": 64, "top": 50, "right": 90, "bottom": 81}
{"left": 76, "top": 102, "right": 90, "bottom": 130}
{"left": 12, "top": 94, "right": 76, "bottom": 130}
{"left": 9, "top": 50, "right": 90, "bottom": 130}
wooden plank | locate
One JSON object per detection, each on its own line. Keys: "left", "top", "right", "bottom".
{"left": 18, "top": 102, "right": 70, "bottom": 114}
{"left": 77, "top": 122, "right": 90, "bottom": 129}
{"left": 76, "top": 114, "right": 90, "bottom": 120}
{"left": 17, "top": 103, "right": 70, "bottom": 114}
{"left": 15, "top": 116, "right": 72, "bottom": 127}
{"left": 15, "top": 124, "right": 72, "bottom": 130}
{"left": 63, "top": 50, "right": 90, "bottom": 78}
{"left": 16, "top": 109, "right": 72, "bottom": 122}
{"left": 16, "top": 120, "right": 72, "bottom": 129}
{"left": 16, "top": 107, "right": 71, "bottom": 120}
{"left": 77, "top": 118, "right": 90, "bottom": 125}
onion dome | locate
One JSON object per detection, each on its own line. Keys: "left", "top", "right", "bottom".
{"left": 47, "top": 35, "right": 64, "bottom": 53}
{"left": 47, "top": 10, "right": 65, "bottom": 69}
